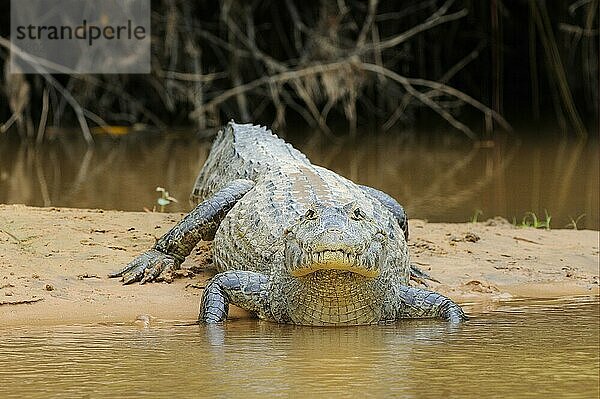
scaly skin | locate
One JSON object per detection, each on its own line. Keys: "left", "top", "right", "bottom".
{"left": 112, "top": 122, "right": 467, "bottom": 325}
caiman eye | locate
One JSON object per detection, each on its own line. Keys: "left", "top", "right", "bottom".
{"left": 352, "top": 207, "right": 365, "bottom": 220}
{"left": 304, "top": 209, "right": 317, "bottom": 219}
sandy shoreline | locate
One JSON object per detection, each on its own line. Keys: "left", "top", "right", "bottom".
{"left": 0, "top": 204, "right": 598, "bottom": 326}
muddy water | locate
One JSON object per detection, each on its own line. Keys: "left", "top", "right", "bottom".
{"left": 0, "top": 297, "right": 598, "bottom": 398}
{"left": 0, "top": 132, "right": 598, "bottom": 229}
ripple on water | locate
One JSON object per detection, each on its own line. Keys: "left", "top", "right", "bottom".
{"left": 0, "top": 296, "right": 598, "bottom": 398}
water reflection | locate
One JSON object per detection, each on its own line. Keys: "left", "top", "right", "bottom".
{"left": 0, "top": 132, "right": 597, "bottom": 229}
{"left": 0, "top": 297, "right": 597, "bottom": 398}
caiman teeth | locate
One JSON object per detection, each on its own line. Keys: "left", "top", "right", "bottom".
{"left": 291, "top": 250, "right": 379, "bottom": 278}
{"left": 312, "top": 250, "right": 354, "bottom": 263}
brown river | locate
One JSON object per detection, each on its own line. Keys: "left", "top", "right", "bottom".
{"left": 0, "top": 131, "right": 598, "bottom": 229}
{"left": 0, "top": 131, "right": 599, "bottom": 397}
{"left": 0, "top": 296, "right": 598, "bottom": 398}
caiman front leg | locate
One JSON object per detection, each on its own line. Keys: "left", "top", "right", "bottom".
{"left": 110, "top": 179, "right": 255, "bottom": 284}
{"left": 199, "top": 271, "right": 270, "bottom": 323}
{"left": 395, "top": 286, "right": 467, "bottom": 323}
{"left": 359, "top": 185, "right": 437, "bottom": 286}
{"left": 359, "top": 184, "right": 408, "bottom": 240}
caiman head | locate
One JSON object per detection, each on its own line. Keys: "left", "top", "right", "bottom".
{"left": 284, "top": 201, "right": 393, "bottom": 279}
{"left": 279, "top": 199, "right": 407, "bottom": 325}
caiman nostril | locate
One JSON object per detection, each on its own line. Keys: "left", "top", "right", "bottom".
{"left": 325, "top": 228, "right": 345, "bottom": 241}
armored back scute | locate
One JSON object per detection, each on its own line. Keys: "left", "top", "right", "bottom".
{"left": 191, "top": 122, "right": 309, "bottom": 204}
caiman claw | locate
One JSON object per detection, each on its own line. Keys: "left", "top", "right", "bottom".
{"left": 109, "top": 249, "right": 181, "bottom": 284}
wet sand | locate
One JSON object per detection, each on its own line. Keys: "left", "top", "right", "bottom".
{"left": 0, "top": 204, "right": 598, "bottom": 326}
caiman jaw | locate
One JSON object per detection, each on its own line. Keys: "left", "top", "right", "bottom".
{"left": 290, "top": 250, "right": 380, "bottom": 278}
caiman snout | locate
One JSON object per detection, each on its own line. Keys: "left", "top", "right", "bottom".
{"left": 311, "top": 228, "right": 357, "bottom": 253}
{"left": 284, "top": 203, "right": 387, "bottom": 278}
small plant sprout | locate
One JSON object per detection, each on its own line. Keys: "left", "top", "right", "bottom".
{"left": 156, "top": 187, "right": 178, "bottom": 212}
{"left": 565, "top": 214, "right": 585, "bottom": 230}
{"left": 520, "top": 210, "right": 552, "bottom": 230}
{"left": 471, "top": 209, "right": 483, "bottom": 223}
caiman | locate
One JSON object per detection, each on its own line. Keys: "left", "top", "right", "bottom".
{"left": 111, "top": 122, "right": 467, "bottom": 325}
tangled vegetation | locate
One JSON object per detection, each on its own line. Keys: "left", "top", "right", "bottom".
{"left": 0, "top": 0, "right": 597, "bottom": 143}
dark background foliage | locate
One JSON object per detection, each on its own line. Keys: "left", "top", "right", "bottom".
{"left": 0, "top": 0, "right": 597, "bottom": 141}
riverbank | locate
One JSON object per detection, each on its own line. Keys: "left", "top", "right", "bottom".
{"left": 0, "top": 204, "right": 597, "bottom": 326}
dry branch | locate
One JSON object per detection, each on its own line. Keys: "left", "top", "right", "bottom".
{"left": 4, "top": 1, "right": 584, "bottom": 140}
{"left": 0, "top": 37, "right": 94, "bottom": 144}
